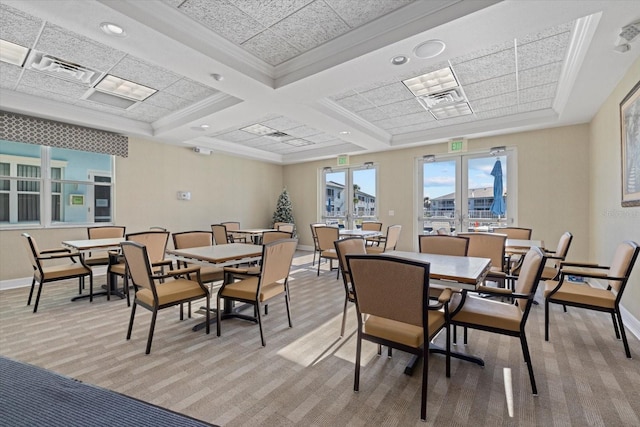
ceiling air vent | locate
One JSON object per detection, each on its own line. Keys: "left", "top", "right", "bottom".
{"left": 265, "top": 131, "right": 292, "bottom": 142}
{"left": 417, "top": 88, "right": 465, "bottom": 109}
{"left": 25, "top": 52, "right": 102, "bottom": 85}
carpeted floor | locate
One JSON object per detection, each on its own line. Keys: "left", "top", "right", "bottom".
{"left": 1, "top": 251, "right": 639, "bottom": 426}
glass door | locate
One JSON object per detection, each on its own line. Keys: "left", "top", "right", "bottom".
{"left": 420, "top": 150, "right": 515, "bottom": 234}
{"left": 322, "top": 165, "right": 377, "bottom": 229}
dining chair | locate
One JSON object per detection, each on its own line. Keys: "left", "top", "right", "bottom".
{"left": 418, "top": 235, "right": 469, "bottom": 256}
{"left": 276, "top": 222, "right": 295, "bottom": 233}
{"left": 84, "top": 226, "right": 126, "bottom": 267}
{"left": 541, "top": 231, "right": 573, "bottom": 280}
{"left": 496, "top": 227, "right": 532, "bottom": 239}
{"left": 309, "top": 223, "right": 326, "bottom": 266}
{"left": 458, "top": 232, "right": 508, "bottom": 288}
{"left": 171, "top": 231, "right": 226, "bottom": 284}
{"left": 211, "top": 224, "right": 231, "bottom": 245}
{"left": 21, "top": 233, "right": 94, "bottom": 313}
{"left": 216, "top": 239, "right": 298, "bottom": 346}
{"left": 223, "top": 231, "right": 293, "bottom": 280}
{"left": 361, "top": 221, "right": 383, "bottom": 246}
{"left": 365, "top": 224, "right": 402, "bottom": 254}
{"left": 450, "top": 247, "right": 546, "bottom": 394}
{"left": 346, "top": 254, "right": 451, "bottom": 421}
{"left": 315, "top": 226, "right": 340, "bottom": 277}
{"left": 121, "top": 241, "right": 210, "bottom": 354}
{"left": 334, "top": 237, "right": 367, "bottom": 337}
{"left": 221, "top": 221, "right": 247, "bottom": 243}
{"left": 544, "top": 240, "right": 639, "bottom": 358}
{"left": 109, "top": 230, "right": 174, "bottom": 305}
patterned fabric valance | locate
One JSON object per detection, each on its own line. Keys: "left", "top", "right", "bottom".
{"left": 0, "top": 111, "right": 128, "bottom": 157}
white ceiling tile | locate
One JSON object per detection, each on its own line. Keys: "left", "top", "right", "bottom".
{"left": 454, "top": 49, "right": 516, "bottom": 85}
{"left": 120, "top": 103, "right": 171, "bottom": 123}
{"left": 463, "top": 74, "right": 517, "bottom": 101}
{"left": 144, "top": 91, "right": 192, "bottom": 110}
{"left": 0, "top": 4, "right": 43, "bottom": 48}
{"left": 261, "top": 116, "right": 302, "bottom": 130}
{"left": 16, "top": 83, "right": 81, "bottom": 106}
{"left": 449, "top": 42, "right": 513, "bottom": 65}
{"left": 519, "top": 83, "right": 556, "bottom": 104}
{"left": 360, "top": 83, "right": 414, "bottom": 107}
{"left": 229, "top": 0, "right": 313, "bottom": 28}
{"left": 324, "top": 0, "right": 413, "bottom": 28}
{"left": 518, "top": 32, "right": 572, "bottom": 70}
{"left": 0, "top": 63, "right": 22, "bottom": 90}
{"left": 287, "top": 125, "right": 321, "bottom": 138}
{"left": 163, "top": 78, "right": 218, "bottom": 102}
{"left": 519, "top": 98, "right": 554, "bottom": 112}
{"left": 475, "top": 106, "right": 519, "bottom": 120}
{"left": 216, "top": 130, "right": 259, "bottom": 142}
{"left": 519, "top": 62, "right": 562, "bottom": 89}
{"left": 335, "top": 94, "right": 374, "bottom": 112}
{"left": 109, "top": 56, "right": 180, "bottom": 91}
{"left": 387, "top": 121, "right": 438, "bottom": 135}
{"left": 242, "top": 29, "right": 302, "bottom": 65}
{"left": 271, "top": 1, "right": 350, "bottom": 51}
{"left": 357, "top": 107, "right": 388, "bottom": 122}
{"left": 176, "top": 0, "right": 264, "bottom": 45}
{"left": 305, "top": 133, "right": 337, "bottom": 143}
{"left": 471, "top": 92, "right": 518, "bottom": 112}
{"left": 18, "top": 69, "right": 89, "bottom": 98}
{"left": 373, "top": 111, "right": 431, "bottom": 129}
{"left": 518, "top": 21, "right": 574, "bottom": 45}
{"left": 435, "top": 114, "right": 476, "bottom": 126}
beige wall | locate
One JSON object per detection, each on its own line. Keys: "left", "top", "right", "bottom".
{"left": 285, "top": 125, "right": 591, "bottom": 264}
{"left": 0, "top": 137, "right": 284, "bottom": 281}
{"left": 589, "top": 57, "right": 640, "bottom": 320}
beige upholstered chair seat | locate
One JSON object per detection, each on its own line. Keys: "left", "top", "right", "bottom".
{"left": 84, "top": 255, "right": 111, "bottom": 266}
{"left": 364, "top": 311, "right": 445, "bottom": 348}
{"left": 136, "top": 278, "right": 207, "bottom": 306}
{"left": 541, "top": 265, "right": 558, "bottom": 280}
{"left": 220, "top": 277, "right": 286, "bottom": 302}
{"left": 451, "top": 294, "right": 522, "bottom": 332}
{"left": 39, "top": 263, "right": 90, "bottom": 280}
{"left": 321, "top": 249, "right": 338, "bottom": 259}
{"left": 489, "top": 266, "right": 506, "bottom": 277}
{"left": 544, "top": 281, "right": 615, "bottom": 309}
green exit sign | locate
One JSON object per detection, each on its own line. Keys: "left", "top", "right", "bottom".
{"left": 337, "top": 155, "right": 349, "bottom": 166}
{"left": 448, "top": 138, "right": 467, "bottom": 153}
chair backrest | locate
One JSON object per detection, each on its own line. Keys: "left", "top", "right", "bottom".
{"left": 21, "top": 233, "right": 39, "bottom": 270}
{"left": 87, "top": 226, "right": 126, "bottom": 239}
{"left": 361, "top": 221, "right": 382, "bottom": 232}
{"left": 458, "top": 232, "right": 507, "bottom": 272}
{"left": 120, "top": 241, "right": 155, "bottom": 293}
{"left": 513, "top": 247, "right": 546, "bottom": 312}
{"left": 496, "top": 227, "right": 532, "bottom": 239}
{"left": 347, "top": 255, "right": 429, "bottom": 328}
{"left": 277, "top": 223, "right": 295, "bottom": 233}
{"left": 259, "top": 239, "right": 298, "bottom": 287}
{"left": 126, "top": 231, "right": 170, "bottom": 264}
{"left": 211, "top": 224, "right": 230, "bottom": 245}
{"left": 261, "top": 230, "right": 293, "bottom": 245}
{"left": 334, "top": 237, "right": 367, "bottom": 287}
{"left": 382, "top": 225, "right": 402, "bottom": 251}
{"left": 418, "top": 235, "right": 469, "bottom": 256}
{"left": 430, "top": 221, "right": 451, "bottom": 235}
{"left": 554, "top": 232, "right": 573, "bottom": 259}
{"left": 608, "top": 240, "right": 639, "bottom": 293}
{"left": 221, "top": 221, "right": 240, "bottom": 231}
{"left": 316, "top": 226, "right": 339, "bottom": 251}
{"left": 310, "top": 223, "right": 325, "bottom": 250}
{"left": 172, "top": 231, "right": 213, "bottom": 249}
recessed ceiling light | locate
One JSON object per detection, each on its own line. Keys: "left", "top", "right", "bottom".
{"left": 413, "top": 40, "right": 446, "bottom": 59}
{"left": 429, "top": 103, "right": 473, "bottom": 120}
{"left": 190, "top": 124, "right": 210, "bottom": 131}
{"left": 391, "top": 55, "right": 409, "bottom": 65}
{"left": 100, "top": 22, "right": 126, "bottom": 37}
{"left": 95, "top": 74, "right": 156, "bottom": 101}
{"left": 0, "top": 39, "right": 29, "bottom": 66}
{"left": 402, "top": 67, "right": 459, "bottom": 97}
{"left": 339, "top": 131, "right": 350, "bottom": 135}
{"left": 211, "top": 73, "right": 224, "bottom": 81}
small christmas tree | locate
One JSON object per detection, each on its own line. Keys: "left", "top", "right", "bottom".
{"left": 272, "top": 188, "right": 295, "bottom": 227}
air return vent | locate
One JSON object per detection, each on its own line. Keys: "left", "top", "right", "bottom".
{"left": 25, "top": 52, "right": 102, "bottom": 85}
{"left": 417, "top": 88, "right": 465, "bottom": 109}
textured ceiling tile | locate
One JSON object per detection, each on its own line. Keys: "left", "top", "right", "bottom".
{"left": 0, "top": 4, "right": 43, "bottom": 47}
{"left": 361, "top": 83, "right": 414, "bottom": 107}
{"left": 35, "top": 24, "right": 123, "bottom": 72}
{"left": 377, "top": 98, "right": 425, "bottom": 117}
{"left": 449, "top": 41, "right": 513, "bottom": 65}
{"left": 474, "top": 106, "right": 519, "bottom": 120}
{"left": 357, "top": 107, "right": 388, "bottom": 122}
{"left": 463, "top": 74, "right": 517, "bottom": 101}
{"left": 109, "top": 56, "right": 180, "bottom": 90}
{"left": 519, "top": 83, "right": 556, "bottom": 104}
{"left": 123, "top": 103, "right": 172, "bottom": 123}
{"left": 435, "top": 114, "right": 476, "bottom": 126}
{"left": 18, "top": 69, "right": 89, "bottom": 98}
{"left": 387, "top": 121, "right": 438, "bottom": 135}
{"left": 216, "top": 130, "right": 259, "bottom": 142}
{"left": 305, "top": 133, "right": 336, "bottom": 143}
{"left": 76, "top": 97, "right": 132, "bottom": 115}
{"left": 287, "top": 125, "right": 321, "bottom": 138}
{"left": 335, "top": 94, "right": 374, "bottom": 112}
{"left": 471, "top": 92, "right": 518, "bottom": 112}
{"left": 519, "top": 62, "right": 562, "bottom": 89}
{"left": 373, "top": 111, "right": 431, "bottom": 129}
{"left": 518, "top": 32, "right": 571, "bottom": 70}
{"left": 229, "top": 0, "right": 313, "bottom": 28}
{"left": 271, "top": 0, "right": 350, "bottom": 51}
{"left": 242, "top": 29, "right": 302, "bottom": 65}
{"left": 454, "top": 49, "right": 516, "bottom": 85}
{"left": 518, "top": 21, "right": 574, "bottom": 45}
{"left": 163, "top": 78, "right": 218, "bottom": 102}
{"left": 161, "top": 0, "right": 183, "bottom": 7}
{"left": 261, "top": 116, "right": 302, "bottom": 130}
{"left": 324, "top": 0, "right": 413, "bottom": 28}
{"left": 0, "top": 63, "right": 22, "bottom": 90}
{"left": 519, "top": 98, "right": 554, "bottom": 112}
{"left": 144, "top": 91, "right": 192, "bottom": 110}
{"left": 16, "top": 83, "right": 80, "bottom": 106}
{"left": 177, "top": 0, "right": 264, "bottom": 44}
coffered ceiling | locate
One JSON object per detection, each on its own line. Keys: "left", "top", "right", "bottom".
{"left": 1, "top": 0, "right": 639, "bottom": 164}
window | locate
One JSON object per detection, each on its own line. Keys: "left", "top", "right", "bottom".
{"left": 0, "top": 140, "right": 115, "bottom": 227}
{"left": 321, "top": 165, "right": 377, "bottom": 228}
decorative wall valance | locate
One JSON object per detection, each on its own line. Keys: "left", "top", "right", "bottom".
{"left": 0, "top": 111, "right": 128, "bottom": 157}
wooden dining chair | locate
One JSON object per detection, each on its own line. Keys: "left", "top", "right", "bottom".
{"left": 22, "top": 233, "right": 93, "bottom": 313}
{"left": 121, "top": 241, "right": 210, "bottom": 354}
{"left": 347, "top": 254, "right": 451, "bottom": 421}
{"left": 544, "top": 240, "right": 639, "bottom": 358}
{"left": 334, "top": 237, "right": 367, "bottom": 337}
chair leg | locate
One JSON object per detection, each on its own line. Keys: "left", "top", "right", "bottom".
{"left": 421, "top": 347, "right": 428, "bottom": 421}
{"left": 445, "top": 324, "right": 451, "bottom": 378}
{"left": 216, "top": 294, "right": 222, "bottom": 337}
{"left": 340, "top": 298, "right": 348, "bottom": 337}
{"left": 146, "top": 309, "right": 158, "bottom": 354}
{"left": 387, "top": 347, "right": 392, "bottom": 358}
{"left": 354, "top": 331, "right": 362, "bottom": 392}
{"left": 27, "top": 277, "right": 36, "bottom": 306}
{"left": 180, "top": 303, "right": 184, "bottom": 321}
{"left": 257, "top": 303, "right": 265, "bottom": 346}
{"left": 544, "top": 299, "right": 550, "bottom": 341}
{"left": 205, "top": 296, "right": 210, "bottom": 335}
{"left": 33, "top": 281, "right": 44, "bottom": 313}
{"left": 453, "top": 325, "right": 457, "bottom": 344}
{"left": 463, "top": 327, "right": 468, "bottom": 345}
{"left": 317, "top": 256, "right": 321, "bottom": 276}
{"left": 89, "top": 274, "right": 93, "bottom": 303}
{"left": 126, "top": 303, "right": 137, "bottom": 340}
{"left": 285, "top": 288, "right": 292, "bottom": 328}
{"left": 611, "top": 312, "right": 621, "bottom": 339}
{"left": 519, "top": 333, "right": 537, "bottom": 395}
{"left": 616, "top": 310, "right": 632, "bottom": 358}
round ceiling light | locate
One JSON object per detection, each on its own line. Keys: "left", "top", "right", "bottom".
{"left": 390, "top": 55, "right": 409, "bottom": 65}
{"left": 413, "top": 40, "right": 446, "bottom": 59}
{"left": 100, "top": 22, "right": 126, "bottom": 37}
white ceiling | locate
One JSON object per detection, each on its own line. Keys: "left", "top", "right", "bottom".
{"left": 1, "top": 0, "right": 639, "bottom": 164}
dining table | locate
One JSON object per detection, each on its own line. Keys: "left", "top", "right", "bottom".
{"left": 230, "top": 228, "right": 277, "bottom": 244}
{"left": 166, "top": 243, "right": 264, "bottom": 331}
{"left": 61, "top": 237, "right": 126, "bottom": 300}
{"left": 338, "top": 229, "right": 382, "bottom": 239}
{"left": 383, "top": 250, "right": 492, "bottom": 374}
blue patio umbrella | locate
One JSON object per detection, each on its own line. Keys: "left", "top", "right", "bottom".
{"left": 490, "top": 159, "right": 505, "bottom": 216}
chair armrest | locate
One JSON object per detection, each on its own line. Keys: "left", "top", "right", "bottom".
{"left": 154, "top": 266, "right": 200, "bottom": 280}
{"left": 560, "top": 266, "right": 611, "bottom": 279}
{"left": 37, "top": 252, "right": 80, "bottom": 261}
{"left": 476, "top": 285, "right": 512, "bottom": 295}
{"left": 559, "top": 261, "right": 603, "bottom": 268}
{"left": 152, "top": 259, "right": 173, "bottom": 268}
{"left": 40, "top": 247, "right": 71, "bottom": 254}
{"left": 545, "top": 254, "right": 564, "bottom": 260}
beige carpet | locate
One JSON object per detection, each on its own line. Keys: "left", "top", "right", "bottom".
{"left": 1, "top": 251, "right": 639, "bottom": 426}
